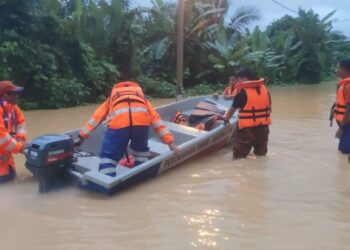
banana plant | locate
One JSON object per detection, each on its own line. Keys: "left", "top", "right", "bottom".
{"left": 140, "top": 0, "right": 229, "bottom": 62}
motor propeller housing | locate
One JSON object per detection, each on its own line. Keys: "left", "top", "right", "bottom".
{"left": 25, "top": 134, "right": 74, "bottom": 192}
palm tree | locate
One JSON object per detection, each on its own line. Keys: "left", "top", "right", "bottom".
{"left": 228, "top": 5, "right": 261, "bottom": 36}
{"left": 291, "top": 9, "right": 335, "bottom": 83}
{"left": 189, "top": 4, "right": 261, "bottom": 84}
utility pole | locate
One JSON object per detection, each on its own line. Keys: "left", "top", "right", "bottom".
{"left": 176, "top": 0, "right": 184, "bottom": 101}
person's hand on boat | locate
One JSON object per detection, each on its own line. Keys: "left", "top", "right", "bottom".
{"left": 168, "top": 142, "right": 180, "bottom": 152}
{"left": 216, "top": 115, "right": 229, "bottom": 124}
{"left": 74, "top": 136, "right": 84, "bottom": 147}
{"left": 20, "top": 142, "right": 29, "bottom": 154}
{"left": 16, "top": 138, "right": 26, "bottom": 145}
{"left": 335, "top": 127, "right": 344, "bottom": 139}
{"left": 216, "top": 115, "right": 225, "bottom": 120}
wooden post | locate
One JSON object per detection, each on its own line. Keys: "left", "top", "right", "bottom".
{"left": 176, "top": 0, "right": 184, "bottom": 101}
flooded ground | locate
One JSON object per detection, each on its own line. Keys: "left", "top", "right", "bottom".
{"left": 1, "top": 82, "right": 350, "bottom": 250}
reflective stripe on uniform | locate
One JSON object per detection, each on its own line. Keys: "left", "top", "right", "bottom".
{"left": 132, "top": 150, "right": 150, "bottom": 157}
{"left": 107, "top": 107, "right": 148, "bottom": 122}
{"left": 16, "top": 124, "right": 26, "bottom": 134}
{"left": 16, "top": 128, "right": 26, "bottom": 134}
{"left": 88, "top": 118, "right": 98, "bottom": 128}
{"left": 158, "top": 128, "right": 170, "bottom": 137}
{"left": 0, "top": 134, "right": 12, "bottom": 146}
{"left": 99, "top": 158, "right": 117, "bottom": 165}
{"left": 81, "top": 127, "right": 91, "bottom": 136}
{"left": 130, "top": 148, "right": 150, "bottom": 162}
{"left": 152, "top": 120, "right": 164, "bottom": 129}
{"left": 5, "top": 139, "right": 17, "bottom": 151}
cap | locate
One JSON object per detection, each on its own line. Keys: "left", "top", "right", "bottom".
{"left": 0, "top": 81, "right": 24, "bottom": 95}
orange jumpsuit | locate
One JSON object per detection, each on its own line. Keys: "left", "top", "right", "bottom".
{"left": 79, "top": 82, "right": 174, "bottom": 176}
{"left": 0, "top": 101, "right": 26, "bottom": 182}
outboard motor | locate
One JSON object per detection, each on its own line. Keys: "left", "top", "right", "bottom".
{"left": 25, "top": 134, "right": 74, "bottom": 193}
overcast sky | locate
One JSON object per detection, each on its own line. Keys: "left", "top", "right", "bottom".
{"left": 132, "top": 0, "right": 350, "bottom": 37}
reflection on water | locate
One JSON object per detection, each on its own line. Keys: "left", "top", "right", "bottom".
{"left": 1, "top": 83, "right": 350, "bottom": 250}
{"left": 184, "top": 209, "right": 222, "bottom": 248}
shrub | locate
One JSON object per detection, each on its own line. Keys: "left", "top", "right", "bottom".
{"left": 185, "top": 83, "right": 226, "bottom": 96}
{"left": 22, "top": 78, "right": 89, "bottom": 109}
{"left": 137, "top": 75, "right": 176, "bottom": 98}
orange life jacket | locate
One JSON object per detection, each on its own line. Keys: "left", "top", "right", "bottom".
{"left": 238, "top": 79, "right": 272, "bottom": 129}
{"left": 334, "top": 77, "right": 350, "bottom": 123}
{"left": 80, "top": 81, "right": 174, "bottom": 144}
{"left": 106, "top": 81, "right": 150, "bottom": 128}
{"left": 0, "top": 101, "right": 26, "bottom": 176}
{"left": 172, "top": 111, "right": 186, "bottom": 124}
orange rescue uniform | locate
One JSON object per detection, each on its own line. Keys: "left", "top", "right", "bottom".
{"left": 79, "top": 81, "right": 173, "bottom": 144}
{"left": 0, "top": 101, "right": 26, "bottom": 177}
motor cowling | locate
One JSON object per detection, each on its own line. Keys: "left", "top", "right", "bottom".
{"left": 25, "top": 134, "right": 74, "bottom": 192}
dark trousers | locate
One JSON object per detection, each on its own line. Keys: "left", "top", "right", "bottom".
{"left": 232, "top": 125, "right": 270, "bottom": 159}
{"left": 339, "top": 125, "right": 350, "bottom": 154}
{"left": 99, "top": 126, "right": 150, "bottom": 176}
{"left": 0, "top": 167, "right": 16, "bottom": 184}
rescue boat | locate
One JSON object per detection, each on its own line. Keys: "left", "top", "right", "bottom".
{"left": 25, "top": 96, "right": 237, "bottom": 195}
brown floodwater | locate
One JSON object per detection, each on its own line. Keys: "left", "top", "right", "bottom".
{"left": 1, "top": 82, "right": 350, "bottom": 250}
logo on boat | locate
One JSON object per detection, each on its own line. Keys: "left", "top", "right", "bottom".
{"left": 159, "top": 127, "right": 232, "bottom": 173}
{"left": 162, "top": 146, "right": 196, "bottom": 171}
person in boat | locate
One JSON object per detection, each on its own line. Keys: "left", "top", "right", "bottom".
{"left": 223, "top": 75, "right": 240, "bottom": 99}
{"left": 332, "top": 59, "right": 350, "bottom": 154}
{"left": 0, "top": 81, "right": 27, "bottom": 183}
{"left": 172, "top": 100, "right": 225, "bottom": 131}
{"left": 171, "top": 110, "right": 209, "bottom": 130}
{"left": 213, "top": 75, "right": 239, "bottom": 100}
{"left": 74, "top": 81, "right": 178, "bottom": 177}
{"left": 219, "top": 67, "right": 272, "bottom": 159}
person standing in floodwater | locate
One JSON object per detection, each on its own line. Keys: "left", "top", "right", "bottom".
{"left": 220, "top": 67, "right": 272, "bottom": 159}
{"left": 0, "top": 81, "right": 27, "bottom": 183}
{"left": 333, "top": 59, "right": 350, "bottom": 154}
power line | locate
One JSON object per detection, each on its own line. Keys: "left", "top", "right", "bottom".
{"left": 271, "top": 0, "right": 350, "bottom": 23}
{"left": 271, "top": 0, "right": 298, "bottom": 14}
{"left": 334, "top": 18, "right": 350, "bottom": 23}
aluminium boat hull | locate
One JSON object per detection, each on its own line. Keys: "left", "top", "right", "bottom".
{"left": 64, "top": 96, "right": 236, "bottom": 195}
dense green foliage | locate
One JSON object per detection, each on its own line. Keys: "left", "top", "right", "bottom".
{"left": 186, "top": 83, "right": 226, "bottom": 96}
{"left": 0, "top": 0, "right": 349, "bottom": 109}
